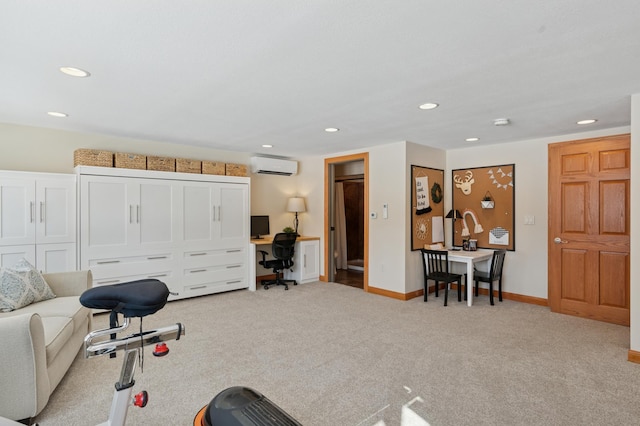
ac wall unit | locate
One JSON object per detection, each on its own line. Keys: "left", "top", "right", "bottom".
{"left": 250, "top": 157, "right": 298, "bottom": 176}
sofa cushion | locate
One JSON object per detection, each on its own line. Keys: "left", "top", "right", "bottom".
{"left": 0, "top": 259, "right": 55, "bottom": 312}
{"left": 42, "top": 316, "right": 74, "bottom": 365}
{"left": 0, "top": 296, "right": 89, "bottom": 334}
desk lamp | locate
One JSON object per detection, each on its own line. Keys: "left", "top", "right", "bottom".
{"left": 445, "top": 209, "right": 462, "bottom": 246}
{"left": 286, "top": 197, "right": 306, "bottom": 235}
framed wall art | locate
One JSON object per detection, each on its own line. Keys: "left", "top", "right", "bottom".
{"left": 411, "top": 165, "right": 445, "bottom": 251}
{"left": 451, "top": 164, "right": 515, "bottom": 251}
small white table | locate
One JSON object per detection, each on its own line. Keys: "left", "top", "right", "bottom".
{"left": 447, "top": 249, "right": 494, "bottom": 306}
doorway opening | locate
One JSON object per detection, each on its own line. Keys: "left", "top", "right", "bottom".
{"left": 324, "top": 153, "right": 369, "bottom": 291}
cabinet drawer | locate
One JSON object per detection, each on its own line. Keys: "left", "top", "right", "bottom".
{"left": 93, "top": 270, "right": 176, "bottom": 287}
{"left": 183, "top": 248, "right": 245, "bottom": 268}
{"left": 183, "top": 263, "right": 246, "bottom": 286}
{"left": 183, "top": 278, "right": 247, "bottom": 298}
{"left": 86, "top": 252, "right": 174, "bottom": 268}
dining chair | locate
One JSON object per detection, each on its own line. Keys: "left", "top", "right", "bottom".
{"left": 420, "top": 249, "right": 463, "bottom": 306}
{"left": 473, "top": 249, "right": 506, "bottom": 305}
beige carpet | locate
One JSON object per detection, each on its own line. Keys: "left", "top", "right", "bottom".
{"left": 35, "top": 281, "right": 640, "bottom": 425}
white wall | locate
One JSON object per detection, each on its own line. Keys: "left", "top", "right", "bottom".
{"left": 405, "top": 142, "right": 447, "bottom": 294}
{"left": 630, "top": 93, "right": 640, "bottom": 353}
{"left": 447, "top": 125, "right": 630, "bottom": 299}
{"left": 0, "top": 123, "right": 249, "bottom": 173}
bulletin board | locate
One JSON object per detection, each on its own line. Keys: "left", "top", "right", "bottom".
{"left": 411, "top": 165, "right": 445, "bottom": 251}
{"left": 451, "top": 164, "right": 515, "bottom": 251}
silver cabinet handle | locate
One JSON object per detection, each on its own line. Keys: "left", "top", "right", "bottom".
{"left": 136, "top": 205, "right": 140, "bottom": 223}
{"left": 226, "top": 280, "right": 241, "bottom": 285}
{"left": 148, "top": 273, "right": 168, "bottom": 278}
{"left": 212, "top": 204, "right": 216, "bottom": 222}
{"left": 129, "top": 205, "right": 133, "bottom": 223}
{"left": 226, "top": 249, "right": 241, "bottom": 253}
{"left": 30, "top": 201, "right": 35, "bottom": 223}
{"left": 97, "top": 260, "right": 121, "bottom": 265}
{"left": 40, "top": 202, "right": 44, "bottom": 223}
{"left": 226, "top": 265, "right": 241, "bottom": 269}
{"left": 190, "top": 285, "right": 206, "bottom": 290}
{"left": 190, "top": 252, "right": 207, "bottom": 256}
{"left": 304, "top": 254, "right": 307, "bottom": 268}
{"left": 147, "top": 256, "right": 168, "bottom": 260}
{"left": 190, "top": 269, "right": 207, "bottom": 273}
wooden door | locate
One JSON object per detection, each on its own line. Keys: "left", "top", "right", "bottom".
{"left": 548, "top": 134, "right": 630, "bottom": 326}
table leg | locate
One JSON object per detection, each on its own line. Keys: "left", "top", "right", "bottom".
{"left": 466, "top": 260, "right": 474, "bottom": 306}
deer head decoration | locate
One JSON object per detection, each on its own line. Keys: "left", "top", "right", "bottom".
{"left": 454, "top": 170, "right": 475, "bottom": 195}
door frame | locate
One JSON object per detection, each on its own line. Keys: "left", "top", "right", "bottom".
{"left": 324, "top": 153, "right": 369, "bottom": 291}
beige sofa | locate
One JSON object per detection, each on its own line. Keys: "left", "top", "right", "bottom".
{"left": 0, "top": 270, "right": 92, "bottom": 422}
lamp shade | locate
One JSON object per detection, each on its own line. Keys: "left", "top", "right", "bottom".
{"left": 286, "top": 197, "right": 306, "bottom": 213}
{"left": 445, "top": 209, "right": 462, "bottom": 219}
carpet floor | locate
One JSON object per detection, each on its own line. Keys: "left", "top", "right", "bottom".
{"left": 35, "top": 281, "right": 640, "bottom": 425}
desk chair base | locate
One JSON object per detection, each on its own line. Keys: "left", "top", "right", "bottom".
{"left": 261, "top": 273, "right": 297, "bottom": 290}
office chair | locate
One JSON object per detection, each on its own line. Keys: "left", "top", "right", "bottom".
{"left": 472, "top": 249, "right": 506, "bottom": 305}
{"left": 420, "top": 249, "right": 463, "bottom": 306}
{"left": 258, "top": 233, "right": 298, "bottom": 290}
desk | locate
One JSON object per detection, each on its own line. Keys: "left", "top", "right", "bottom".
{"left": 447, "top": 249, "right": 493, "bottom": 306}
{"left": 249, "top": 236, "right": 320, "bottom": 291}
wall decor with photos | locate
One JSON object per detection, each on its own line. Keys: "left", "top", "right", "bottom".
{"left": 411, "top": 165, "right": 445, "bottom": 251}
{"left": 451, "top": 164, "right": 515, "bottom": 251}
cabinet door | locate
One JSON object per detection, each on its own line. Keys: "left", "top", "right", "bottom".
{"left": 0, "top": 245, "right": 36, "bottom": 269}
{"left": 0, "top": 178, "right": 35, "bottom": 246}
{"left": 36, "top": 243, "right": 76, "bottom": 273}
{"left": 299, "top": 240, "right": 320, "bottom": 282}
{"left": 182, "top": 182, "right": 215, "bottom": 245}
{"left": 138, "top": 180, "right": 176, "bottom": 248}
{"left": 80, "top": 176, "right": 132, "bottom": 255}
{"left": 36, "top": 178, "right": 76, "bottom": 244}
{"left": 216, "top": 183, "right": 248, "bottom": 247}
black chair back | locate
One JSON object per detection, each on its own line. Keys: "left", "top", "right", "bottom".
{"left": 489, "top": 250, "right": 507, "bottom": 280}
{"left": 421, "top": 249, "right": 450, "bottom": 276}
{"left": 272, "top": 232, "right": 297, "bottom": 262}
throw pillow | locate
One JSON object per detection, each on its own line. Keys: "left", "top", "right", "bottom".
{"left": 0, "top": 258, "right": 56, "bottom": 312}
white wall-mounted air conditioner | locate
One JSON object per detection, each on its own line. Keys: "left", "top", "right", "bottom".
{"left": 250, "top": 156, "right": 298, "bottom": 176}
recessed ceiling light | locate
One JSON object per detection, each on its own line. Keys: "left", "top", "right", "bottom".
{"left": 465, "top": 137, "right": 479, "bottom": 142}
{"left": 577, "top": 119, "right": 597, "bottom": 125}
{"left": 418, "top": 102, "right": 439, "bottom": 110}
{"left": 325, "top": 127, "right": 339, "bottom": 133}
{"left": 493, "top": 118, "right": 510, "bottom": 126}
{"left": 262, "top": 144, "right": 273, "bottom": 148}
{"left": 59, "top": 67, "right": 91, "bottom": 77}
{"left": 47, "top": 111, "right": 68, "bottom": 117}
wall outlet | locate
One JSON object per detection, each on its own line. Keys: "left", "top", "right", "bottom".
{"left": 370, "top": 212, "right": 377, "bottom": 219}
{"left": 524, "top": 215, "right": 535, "bottom": 225}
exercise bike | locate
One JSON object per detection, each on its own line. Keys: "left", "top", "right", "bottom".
{"left": 81, "top": 279, "right": 301, "bottom": 426}
{"left": 80, "top": 279, "right": 185, "bottom": 426}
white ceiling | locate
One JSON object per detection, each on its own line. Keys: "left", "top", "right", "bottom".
{"left": 2, "top": 1, "right": 640, "bottom": 157}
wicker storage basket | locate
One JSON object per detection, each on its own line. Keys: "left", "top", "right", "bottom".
{"left": 226, "top": 163, "right": 248, "bottom": 177}
{"left": 202, "top": 161, "right": 225, "bottom": 175}
{"left": 147, "top": 156, "right": 176, "bottom": 172}
{"left": 176, "top": 158, "right": 202, "bottom": 174}
{"left": 115, "top": 152, "right": 147, "bottom": 169}
{"left": 73, "top": 149, "right": 113, "bottom": 167}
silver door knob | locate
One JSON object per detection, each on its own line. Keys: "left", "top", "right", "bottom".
{"left": 553, "top": 237, "right": 568, "bottom": 244}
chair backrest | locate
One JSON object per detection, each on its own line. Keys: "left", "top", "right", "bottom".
{"left": 272, "top": 232, "right": 297, "bottom": 261}
{"left": 489, "top": 250, "right": 507, "bottom": 280}
{"left": 420, "top": 249, "right": 450, "bottom": 276}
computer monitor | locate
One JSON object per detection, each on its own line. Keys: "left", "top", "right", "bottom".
{"left": 250, "top": 215, "right": 270, "bottom": 239}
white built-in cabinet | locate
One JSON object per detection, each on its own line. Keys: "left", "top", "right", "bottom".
{"left": 0, "top": 171, "right": 76, "bottom": 272}
{"left": 285, "top": 239, "right": 320, "bottom": 284}
{"left": 77, "top": 166, "right": 250, "bottom": 300}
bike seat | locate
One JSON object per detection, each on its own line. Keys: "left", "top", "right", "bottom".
{"left": 80, "top": 279, "right": 170, "bottom": 318}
